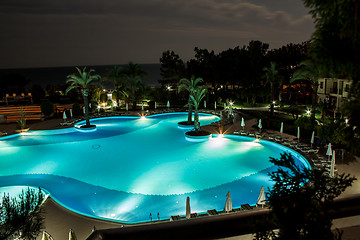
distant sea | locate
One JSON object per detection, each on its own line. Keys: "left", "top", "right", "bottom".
{"left": 0, "top": 64, "right": 162, "bottom": 89}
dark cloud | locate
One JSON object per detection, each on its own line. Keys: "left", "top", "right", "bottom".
{"left": 0, "top": 0, "right": 314, "bottom": 68}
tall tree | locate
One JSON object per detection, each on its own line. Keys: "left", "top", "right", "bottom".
{"left": 291, "top": 59, "right": 322, "bottom": 120}
{"left": 120, "top": 62, "right": 149, "bottom": 110}
{"left": 105, "top": 65, "right": 124, "bottom": 89}
{"left": 254, "top": 153, "right": 355, "bottom": 240}
{"left": 263, "top": 62, "right": 281, "bottom": 115}
{"left": 66, "top": 67, "right": 101, "bottom": 127}
{"left": 178, "top": 76, "right": 204, "bottom": 124}
{"left": 303, "top": 0, "right": 360, "bottom": 80}
{"left": 159, "top": 50, "right": 186, "bottom": 87}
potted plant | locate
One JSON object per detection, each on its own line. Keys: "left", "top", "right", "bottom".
{"left": 16, "top": 107, "right": 29, "bottom": 133}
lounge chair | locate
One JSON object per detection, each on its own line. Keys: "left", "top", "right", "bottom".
{"left": 190, "top": 213, "right": 198, "bottom": 218}
{"left": 207, "top": 209, "right": 218, "bottom": 216}
{"left": 241, "top": 204, "right": 253, "bottom": 210}
{"left": 170, "top": 215, "right": 181, "bottom": 221}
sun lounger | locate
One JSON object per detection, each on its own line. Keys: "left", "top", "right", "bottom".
{"left": 170, "top": 215, "right": 181, "bottom": 221}
{"left": 207, "top": 209, "right": 218, "bottom": 216}
{"left": 241, "top": 204, "right": 253, "bottom": 210}
{"left": 240, "top": 132, "right": 248, "bottom": 136}
{"left": 190, "top": 213, "right": 198, "bottom": 218}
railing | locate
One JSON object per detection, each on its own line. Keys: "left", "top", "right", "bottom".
{"left": 0, "top": 105, "right": 43, "bottom": 123}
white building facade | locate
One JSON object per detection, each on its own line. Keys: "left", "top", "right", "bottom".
{"left": 317, "top": 78, "right": 352, "bottom": 112}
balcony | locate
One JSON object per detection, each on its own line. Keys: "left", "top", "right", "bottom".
{"left": 330, "top": 88, "right": 343, "bottom": 95}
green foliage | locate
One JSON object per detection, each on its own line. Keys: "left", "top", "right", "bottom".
{"left": 317, "top": 120, "right": 355, "bottom": 148}
{"left": 254, "top": 153, "right": 355, "bottom": 240}
{"left": 118, "top": 62, "right": 149, "bottom": 110}
{"left": 303, "top": 0, "right": 360, "bottom": 79}
{"left": 294, "top": 116, "right": 314, "bottom": 130}
{"left": 17, "top": 107, "right": 27, "bottom": 130}
{"left": 40, "top": 101, "right": 54, "bottom": 117}
{"left": 160, "top": 50, "right": 186, "bottom": 86}
{"left": 285, "top": 106, "right": 303, "bottom": 120}
{"left": 72, "top": 102, "right": 82, "bottom": 116}
{"left": 178, "top": 76, "right": 204, "bottom": 123}
{"left": 189, "top": 86, "right": 207, "bottom": 131}
{"left": 66, "top": 67, "right": 101, "bottom": 126}
{"left": 0, "top": 187, "right": 44, "bottom": 240}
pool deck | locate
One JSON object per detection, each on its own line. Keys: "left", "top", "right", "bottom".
{"left": 1, "top": 111, "right": 360, "bottom": 240}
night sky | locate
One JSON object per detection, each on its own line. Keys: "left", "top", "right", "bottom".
{"left": 1, "top": 0, "right": 314, "bottom": 69}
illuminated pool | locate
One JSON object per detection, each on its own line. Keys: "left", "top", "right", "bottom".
{"left": 0, "top": 112, "right": 309, "bottom": 222}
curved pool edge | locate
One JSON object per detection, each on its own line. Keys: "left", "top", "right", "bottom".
{"left": 222, "top": 133, "right": 312, "bottom": 170}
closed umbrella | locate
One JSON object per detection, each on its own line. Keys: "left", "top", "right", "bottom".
{"left": 310, "top": 131, "right": 315, "bottom": 148}
{"left": 224, "top": 191, "right": 233, "bottom": 212}
{"left": 126, "top": 102, "right": 128, "bottom": 111}
{"left": 224, "top": 103, "right": 226, "bottom": 109}
{"left": 257, "top": 186, "right": 266, "bottom": 208}
{"left": 154, "top": 101, "right": 157, "bottom": 109}
{"left": 330, "top": 150, "right": 336, "bottom": 177}
{"left": 63, "top": 111, "right": 67, "bottom": 121}
{"left": 70, "top": 109, "right": 73, "bottom": 118}
{"left": 83, "top": 106, "right": 85, "bottom": 114}
{"left": 326, "top": 143, "right": 332, "bottom": 161}
{"left": 214, "top": 101, "right": 216, "bottom": 110}
{"left": 241, "top": 117, "right": 245, "bottom": 130}
{"left": 41, "top": 231, "right": 50, "bottom": 240}
{"left": 258, "top": 119, "right": 262, "bottom": 133}
{"left": 297, "top": 127, "right": 300, "bottom": 142}
{"left": 186, "top": 196, "right": 191, "bottom": 219}
{"left": 141, "top": 102, "right": 144, "bottom": 111}
{"left": 204, "top": 100, "right": 206, "bottom": 109}
{"left": 280, "top": 122, "right": 283, "bottom": 137}
{"left": 69, "top": 229, "right": 77, "bottom": 240}
{"left": 167, "top": 100, "right": 170, "bottom": 108}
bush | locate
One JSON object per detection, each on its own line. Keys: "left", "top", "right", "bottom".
{"left": 72, "top": 102, "right": 82, "bottom": 116}
{"left": 40, "top": 101, "right": 54, "bottom": 117}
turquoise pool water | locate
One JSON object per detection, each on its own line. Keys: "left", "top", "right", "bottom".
{"left": 0, "top": 112, "right": 310, "bottom": 222}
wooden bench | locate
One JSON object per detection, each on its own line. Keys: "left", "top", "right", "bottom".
{"left": 0, "top": 105, "right": 43, "bottom": 123}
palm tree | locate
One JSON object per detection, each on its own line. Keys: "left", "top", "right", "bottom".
{"left": 66, "top": 67, "right": 100, "bottom": 127}
{"left": 189, "top": 86, "right": 207, "bottom": 131}
{"left": 262, "top": 62, "right": 280, "bottom": 116}
{"left": 120, "top": 62, "right": 148, "bottom": 109}
{"left": 291, "top": 59, "right": 322, "bottom": 120}
{"left": 104, "top": 65, "right": 124, "bottom": 105}
{"left": 178, "top": 76, "right": 204, "bottom": 124}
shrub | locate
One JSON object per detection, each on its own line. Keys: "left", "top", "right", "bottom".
{"left": 40, "top": 101, "right": 54, "bottom": 117}
{"left": 72, "top": 102, "right": 82, "bottom": 116}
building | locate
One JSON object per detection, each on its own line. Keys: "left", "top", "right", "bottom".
{"left": 317, "top": 78, "right": 352, "bottom": 112}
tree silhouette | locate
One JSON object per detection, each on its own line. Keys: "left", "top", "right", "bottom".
{"left": 254, "top": 153, "right": 356, "bottom": 240}
{"left": 0, "top": 187, "right": 44, "bottom": 240}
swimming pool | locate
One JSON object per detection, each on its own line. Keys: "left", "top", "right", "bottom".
{"left": 0, "top": 112, "right": 310, "bottom": 222}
